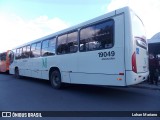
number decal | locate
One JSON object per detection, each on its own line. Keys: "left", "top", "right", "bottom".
{"left": 111, "top": 51, "right": 115, "bottom": 56}
{"left": 98, "top": 52, "right": 103, "bottom": 57}
{"left": 98, "top": 51, "right": 115, "bottom": 60}
{"left": 104, "top": 52, "right": 108, "bottom": 57}
{"left": 98, "top": 51, "right": 115, "bottom": 57}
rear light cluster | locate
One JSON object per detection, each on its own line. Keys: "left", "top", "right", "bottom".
{"left": 132, "top": 52, "right": 137, "bottom": 73}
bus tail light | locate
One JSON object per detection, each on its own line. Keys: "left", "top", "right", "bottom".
{"left": 132, "top": 52, "right": 137, "bottom": 73}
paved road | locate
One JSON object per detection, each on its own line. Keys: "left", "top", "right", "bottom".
{"left": 0, "top": 73, "right": 160, "bottom": 120}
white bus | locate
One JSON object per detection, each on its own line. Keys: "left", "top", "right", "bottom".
{"left": 9, "top": 6, "right": 149, "bottom": 89}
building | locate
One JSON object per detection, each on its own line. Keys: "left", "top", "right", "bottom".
{"left": 148, "top": 32, "right": 160, "bottom": 55}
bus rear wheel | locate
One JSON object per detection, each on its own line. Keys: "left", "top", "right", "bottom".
{"left": 15, "top": 68, "right": 21, "bottom": 79}
{"left": 50, "top": 70, "right": 62, "bottom": 89}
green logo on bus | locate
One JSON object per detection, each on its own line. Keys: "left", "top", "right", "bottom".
{"left": 42, "top": 58, "right": 47, "bottom": 68}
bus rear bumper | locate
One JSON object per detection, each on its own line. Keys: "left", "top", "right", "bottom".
{"left": 126, "top": 71, "right": 149, "bottom": 86}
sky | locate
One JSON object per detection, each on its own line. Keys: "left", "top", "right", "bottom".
{"left": 0, "top": 0, "right": 160, "bottom": 52}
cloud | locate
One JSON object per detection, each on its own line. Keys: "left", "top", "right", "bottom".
{"left": 106, "top": 0, "right": 160, "bottom": 39}
{"left": 0, "top": 13, "right": 69, "bottom": 52}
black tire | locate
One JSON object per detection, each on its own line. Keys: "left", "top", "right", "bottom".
{"left": 15, "top": 68, "right": 21, "bottom": 79}
{"left": 50, "top": 70, "right": 62, "bottom": 89}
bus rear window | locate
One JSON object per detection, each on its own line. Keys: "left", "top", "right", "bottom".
{"left": 131, "top": 11, "right": 147, "bottom": 49}
{"left": 135, "top": 36, "right": 147, "bottom": 49}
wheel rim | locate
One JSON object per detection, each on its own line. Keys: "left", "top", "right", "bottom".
{"left": 51, "top": 72, "right": 61, "bottom": 87}
{"left": 53, "top": 75, "right": 59, "bottom": 85}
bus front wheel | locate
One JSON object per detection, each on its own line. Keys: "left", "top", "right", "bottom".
{"left": 50, "top": 70, "right": 62, "bottom": 89}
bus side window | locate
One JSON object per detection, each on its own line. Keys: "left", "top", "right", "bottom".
{"left": 19, "top": 48, "right": 23, "bottom": 59}
{"left": 30, "top": 43, "right": 36, "bottom": 58}
{"left": 67, "top": 31, "right": 78, "bottom": 53}
{"left": 15, "top": 49, "right": 19, "bottom": 60}
{"left": 80, "top": 26, "right": 95, "bottom": 51}
{"left": 95, "top": 20, "right": 114, "bottom": 49}
{"left": 16, "top": 48, "right": 20, "bottom": 59}
{"left": 48, "top": 38, "right": 56, "bottom": 55}
{"left": 30, "top": 42, "right": 41, "bottom": 58}
{"left": 57, "top": 34, "right": 67, "bottom": 54}
{"left": 42, "top": 38, "right": 56, "bottom": 56}
{"left": 80, "top": 19, "right": 114, "bottom": 52}
{"left": 26, "top": 45, "right": 30, "bottom": 58}
{"left": 22, "top": 46, "right": 27, "bottom": 59}
{"left": 42, "top": 40, "right": 49, "bottom": 56}
{"left": 35, "top": 42, "right": 41, "bottom": 57}
{"left": 9, "top": 51, "right": 14, "bottom": 64}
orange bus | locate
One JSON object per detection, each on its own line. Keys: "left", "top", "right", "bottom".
{"left": 0, "top": 50, "right": 11, "bottom": 73}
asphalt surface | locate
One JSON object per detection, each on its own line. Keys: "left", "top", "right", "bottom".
{"left": 0, "top": 73, "right": 160, "bottom": 120}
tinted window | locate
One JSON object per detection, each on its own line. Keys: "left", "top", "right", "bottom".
{"left": 9, "top": 50, "right": 14, "bottom": 64}
{"left": 22, "top": 46, "right": 27, "bottom": 59}
{"left": 80, "top": 26, "right": 95, "bottom": 40}
{"left": 42, "top": 40, "right": 49, "bottom": 48}
{"left": 80, "top": 26, "right": 95, "bottom": 51}
{"left": 42, "top": 40, "right": 49, "bottom": 56}
{"left": 57, "top": 31, "right": 78, "bottom": 55}
{"left": 48, "top": 38, "right": 56, "bottom": 55}
{"left": 31, "top": 44, "right": 36, "bottom": 51}
{"left": 36, "top": 42, "right": 41, "bottom": 50}
{"left": 30, "top": 42, "right": 41, "bottom": 58}
{"left": 67, "top": 31, "right": 78, "bottom": 53}
{"left": 26, "top": 45, "right": 31, "bottom": 58}
{"left": 19, "top": 48, "right": 23, "bottom": 59}
{"left": 30, "top": 43, "right": 36, "bottom": 57}
{"left": 15, "top": 48, "right": 22, "bottom": 59}
{"left": 22, "top": 46, "right": 30, "bottom": 58}
{"left": 15, "top": 49, "right": 20, "bottom": 60}
{"left": 57, "top": 34, "right": 67, "bottom": 54}
{"left": 42, "top": 38, "right": 56, "bottom": 56}
{"left": 80, "top": 20, "right": 114, "bottom": 52}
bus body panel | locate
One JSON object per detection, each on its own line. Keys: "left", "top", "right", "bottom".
{"left": 69, "top": 73, "right": 125, "bottom": 86}
{"left": 124, "top": 9, "right": 149, "bottom": 85}
{"left": 52, "top": 53, "right": 78, "bottom": 83}
{"left": 25, "top": 59, "right": 32, "bottom": 77}
{"left": 70, "top": 14, "right": 125, "bottom": 86}
{"left": 9, "top": 6, "right": 149, "bottom": 87}
{"left": 31, "top": 58, "right": 42, "bottom": 78}
{"left": 41, "top": 56, "right": 52, "bottom": 80}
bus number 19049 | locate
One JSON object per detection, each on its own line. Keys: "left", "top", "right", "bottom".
{"left": 98, "top": 51, "right": 115, "bottom": 58}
